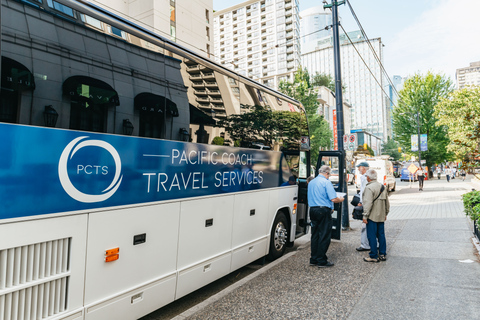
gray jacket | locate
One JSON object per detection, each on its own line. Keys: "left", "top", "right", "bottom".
{"left": 363, "top": 181, "right": 389, "bottom": 222}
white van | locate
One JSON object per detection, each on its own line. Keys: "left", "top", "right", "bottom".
{"left": 355, "top": 156, "right": 396, "bottom": 192}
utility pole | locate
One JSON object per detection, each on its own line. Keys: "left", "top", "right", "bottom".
{"left": 325, "top": 0, "right": 348, "bottom": 229}
{"left": 416, "top": 111, "right": 422, "bottom": 167}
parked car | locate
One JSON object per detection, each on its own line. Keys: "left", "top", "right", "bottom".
{"left": 400, "top": 168, "right": 417, "bottom": 181}
{"left": 329, "top": 169, "right": 339, "bottom": 184}
{"left": 329, "top": 169, "right": 355, "bottom": 185}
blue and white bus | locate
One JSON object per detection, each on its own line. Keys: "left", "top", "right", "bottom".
{"left": 0, "top": 1, "right": 313, "bottom": 319}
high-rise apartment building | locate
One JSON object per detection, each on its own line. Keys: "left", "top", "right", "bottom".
{"left": 302, "top": 31, "right": 389, "bottom": 140}
{"left": 456, "top": 61, "right": 480, "bottom": 89}
{"left": 87, "top": 0, "right": 213, "bottom": 57}
{"left": 213, "top": 0, "right": 301, "bottom": 89}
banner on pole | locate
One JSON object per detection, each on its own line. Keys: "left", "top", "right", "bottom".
{"left": 420, "top": 134, "right": 428, "bottom": 151}
{"left": 411, "top": 135, "right": 418, "bottom": 152}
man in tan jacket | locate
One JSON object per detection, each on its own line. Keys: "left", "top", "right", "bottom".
{"left": 362, "top": 169, "right": 389, "bottom": 262}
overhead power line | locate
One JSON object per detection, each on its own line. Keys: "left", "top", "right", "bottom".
{"left": 345, "top": 0, "right": 400, "bottom": 99}
{"left": 339, "top": 23, "right": 397, "bottom": 109}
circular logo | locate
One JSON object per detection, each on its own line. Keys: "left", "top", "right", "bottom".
{"left": 58, "top": 137, "right": 123, "bottom": 203}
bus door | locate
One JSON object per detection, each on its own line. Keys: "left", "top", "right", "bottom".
{"left": 283, "top": 149, "right": 310, "bottom": 238}
{"left": 316, "top": 150, "right": 346, "bottom": 240}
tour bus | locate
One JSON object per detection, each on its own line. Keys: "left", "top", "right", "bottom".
{"left": 0, "top": 1, "right": 314, "bottom": 319}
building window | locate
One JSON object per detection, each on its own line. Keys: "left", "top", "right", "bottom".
{"left": 206, "top": 9, "right": 210, "bottom": 24}
{"left": 170, "top": 25, "right": 176, "bottom": 41}
{"left": 170, "top": 5, "right": 176, "bottom": 22}
{"left": 63, "top": 76, "right": 119, "bottom": 133}
{"left": 47, "top": 0, "right": 75, "bottom": 17}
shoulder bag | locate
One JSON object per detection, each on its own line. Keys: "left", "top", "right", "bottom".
{"left": 352, "top": 185, "right": 385, "bottom": 220}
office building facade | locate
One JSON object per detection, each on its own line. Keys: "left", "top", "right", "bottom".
{"left": 213, "top": 0, "right": 301, "bottom": 89}
{"left": 456, "top": 61, "right": 480, "bottom": 89}
{"left": 302, "top": 32, "right": 390, "bottom": 140}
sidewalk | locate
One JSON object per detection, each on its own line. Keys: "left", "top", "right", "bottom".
{"left": 174, "top": 177, "right": 480, "bottom": 320}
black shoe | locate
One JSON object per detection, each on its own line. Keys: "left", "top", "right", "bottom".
{"left": 318, "top": 261, "right": 334, "bottom": 268}
{"left": 379, "top": 255, "right": 386, "bottom": 261}
{"left": 356, "top": 247, "right": 369, "bottom": 252}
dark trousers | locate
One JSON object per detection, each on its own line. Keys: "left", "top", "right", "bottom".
{"left": 310, "top": 207, "right": 333, "bottom": 265}
{"left": 418, "top": 176, "right": 424, "bottom": 189}
{"left": 366, "top": 220, "right": 386, "bottom": 259}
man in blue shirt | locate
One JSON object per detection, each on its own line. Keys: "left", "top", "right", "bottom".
{"left": 308, "top": 165, "right": 344, "bottom": 267}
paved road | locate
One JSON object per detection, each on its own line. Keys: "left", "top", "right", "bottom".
{"left": 166, "top": 176, "right": 480, "bottom": 320}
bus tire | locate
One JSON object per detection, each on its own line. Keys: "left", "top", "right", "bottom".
{"left": 267, "top": 211, "right": 288, "bottom": 261}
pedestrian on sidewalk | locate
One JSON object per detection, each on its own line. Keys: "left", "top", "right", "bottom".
{"left": 445, "top": 167, "right": 451, "bottom": 182}
{"left": 460, "top": 169, "right": 466, "bottom": 181}
{"left": 308, "top": 165, "right": 344, "bottom": 268}
{"left": 355, "top": 161, "right": 371, "bottom": 252}
{"left": 436, "top": 166, "right": 442, "bottom": 179}
{"left": 362, "top": 169, "right": 389, "bottom": 263}
{"left": 416, "top": 166, "right": 425, "bottom": 191}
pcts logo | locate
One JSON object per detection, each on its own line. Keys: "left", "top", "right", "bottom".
{"left": 58, "top": 137, "right": 123, "bottom": 203}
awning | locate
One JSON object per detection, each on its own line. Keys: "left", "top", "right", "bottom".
{"left": 63, "top": 76, "right": 119, "bottom": 106}
{"left": 189, "top": 104, "right": 216, "bottom": 126}
{"left": 134, "top": 92, "right": 179, "bottom": 117}
{"left": 1, "top": 56, "right": 35, "bottom": 91}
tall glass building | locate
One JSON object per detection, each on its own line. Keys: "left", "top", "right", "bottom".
{"left": 299, "top": 5, "right": 334, "bottom": 54}
{"left": 302, "top": 32, "right": 390, "bottom": 140}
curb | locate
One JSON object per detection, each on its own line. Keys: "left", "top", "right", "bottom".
{"left": 171, "top": 240, "right": 310, "bottom": 319}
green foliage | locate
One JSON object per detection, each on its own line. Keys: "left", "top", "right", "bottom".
{"left": 381, "top": 138, "right": 402, "bottom": 161}
{"left": 278, "top": 67, "right": 333, "bottom": 162}
{"left": 311, "top": 72, "right": 346, "bottom": 93}
{"left": 354, "top": 144, "right": 374, "bottom": 156}
{"left": 434, "top": 86, "right": 480, "bottom": 177}
{"left": 211, "top": 136, "right": 224, "bottom": 145}
{"left": 392, "top": 72, "right": 454, "bottom": 167}
{"left": 311, "top": 72, "right": 335, "bottom": 92}
{"left": 462, "top": 190, "right": 480, "bottom": 226}
{"left": 216, "top": 104, "right": 309, "bottom": 150}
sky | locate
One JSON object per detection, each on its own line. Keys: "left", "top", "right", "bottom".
{"left": 213, "top": 0, "right": 480, "bottom": 83}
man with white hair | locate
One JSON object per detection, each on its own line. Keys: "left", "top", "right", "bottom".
{"left": 362, "top": 169, "right": 389, "bottom": 263}
{"left": 308, "top": 165, "right": 345, "bottom": 268}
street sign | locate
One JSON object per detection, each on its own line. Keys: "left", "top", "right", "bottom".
{"left": 349, "top": 134, "right": 356, "bottom": 144}
{"left": 408, "top": 163, "right": 418, "bottom": 174}
{"left": 343, "top": 134, "right": 348, "bottom": 144}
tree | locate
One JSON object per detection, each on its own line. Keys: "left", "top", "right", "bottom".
{"left": 434, "top": 86, "right": 480, "bottom": 177}
{"left": 278, "top": 67, "right": 333, "bottom": 163}
{"left": 216, "top": 104, "right": 309, "bottom": 150}
{"left": 311, "top": 72, "right": 346, "bottom": 93}
{"left": 311, "top": 72, "right": 335, "bottom": 92}
{"left": 392, "top": 72, "right": 454, "bottom": 168}
{"left": 381, "top": 138, "right": 402, "bottom": 161}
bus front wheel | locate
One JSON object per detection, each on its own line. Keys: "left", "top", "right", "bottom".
{"left": 267, "top": 211, "right": 288, "bottom": 261}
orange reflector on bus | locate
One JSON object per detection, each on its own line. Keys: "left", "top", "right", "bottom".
{"left": 105, "top": 254, "right": 119, "bottom": 262}
{"left": 105, "top": 247, "right": 119, "bottom": 256}
{"left": 293, "top": 203, "right": 297, "bottom": 215}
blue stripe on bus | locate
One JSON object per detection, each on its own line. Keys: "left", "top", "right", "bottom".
{"left": 0, "top": 123, "right": 290, "bottom": 220}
